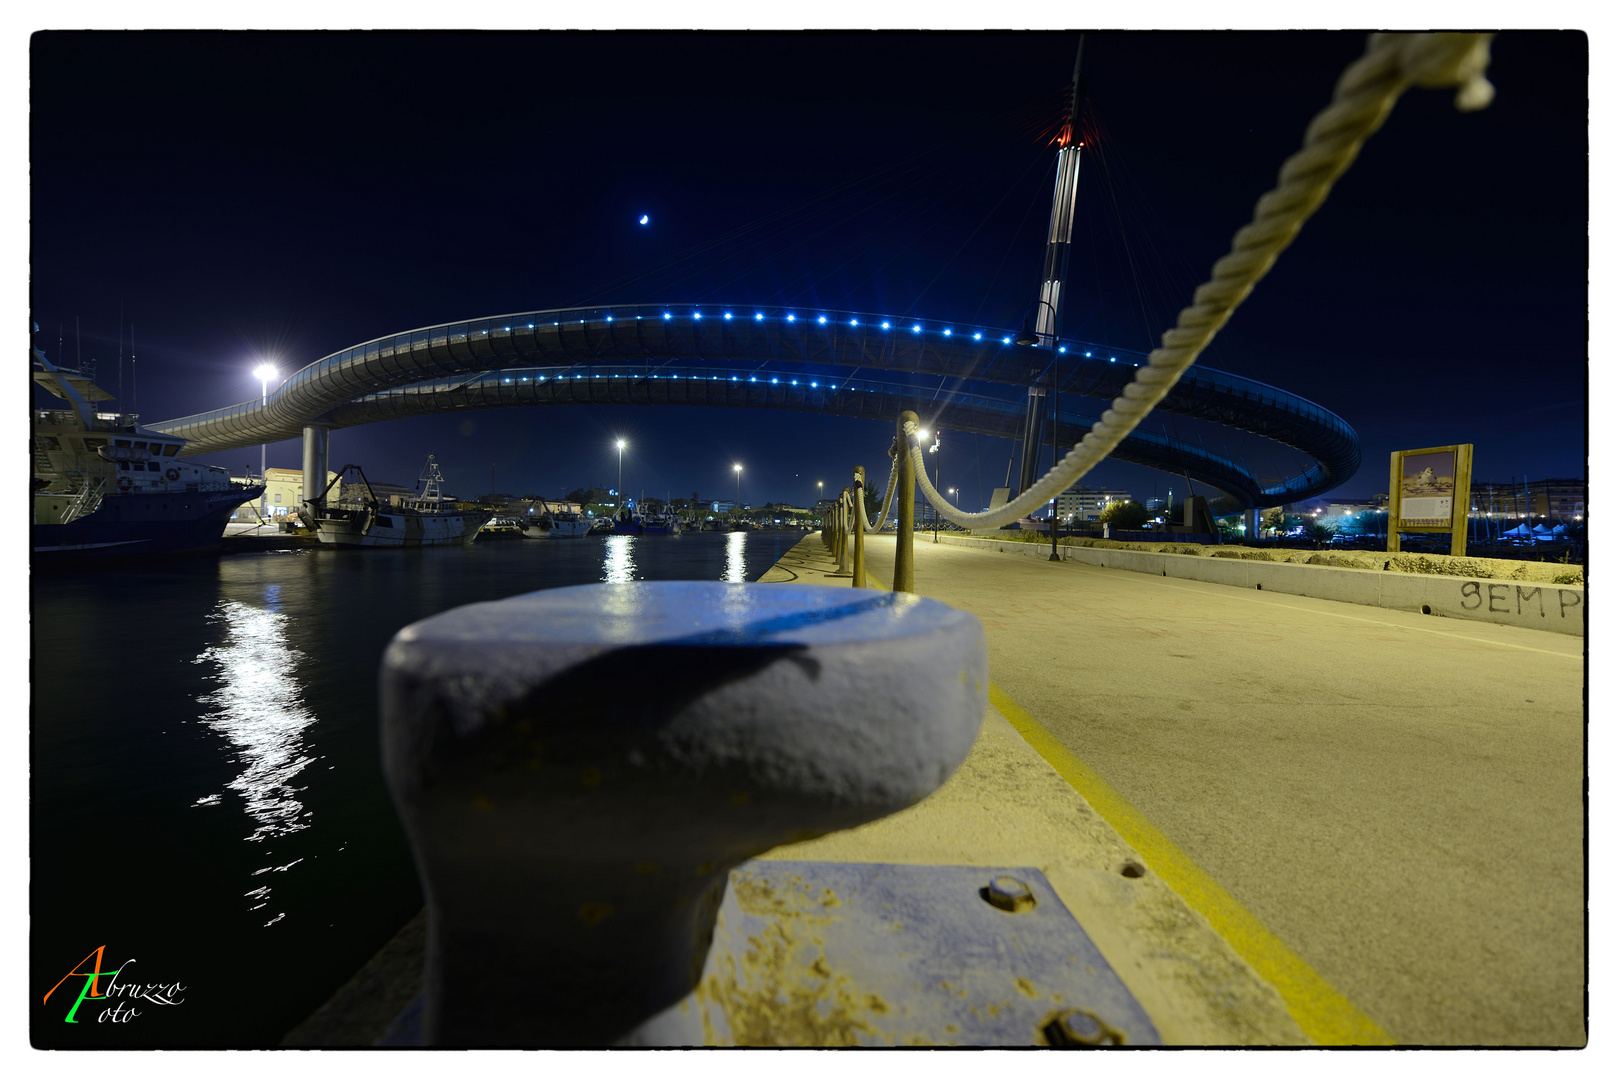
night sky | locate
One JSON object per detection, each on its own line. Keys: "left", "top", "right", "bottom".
{"left": 29, "top": 30, "right": 1589, "bottom": 511}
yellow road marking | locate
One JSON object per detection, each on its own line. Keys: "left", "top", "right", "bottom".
{"left": 987, "top": 683, "right": 1393, "bottom": 1046}
{"left": 807, "top": 538, "right": 1393, "bottom": 1042}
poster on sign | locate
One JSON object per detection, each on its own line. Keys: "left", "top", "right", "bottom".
{"left": 1388, "top": 444, "right": 1473, "bottom": 556}
{"left": 1399, "top": 450, "right": 1458, "bottom": 527}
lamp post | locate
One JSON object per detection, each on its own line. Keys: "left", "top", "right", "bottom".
{"left": 928, "top": 432, "right": 941, "bottom": 542}
{"left": 253, "top": 363, "right": 278, "bottom": 518}
{"left": 734, "top": 463, "right": 743, "bottom": 516}
{"left": 616, "top": 439, "right": 626, "bottom": 515}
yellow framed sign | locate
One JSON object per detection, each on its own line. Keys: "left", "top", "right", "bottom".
{"left": 1387, "top": 444, "right": 1473, "bottom": 556}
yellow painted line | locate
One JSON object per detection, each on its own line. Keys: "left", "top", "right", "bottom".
{"left": 812, "top": 546, "right": 1390, "bottom": 1042}
{"left": 987, "top": 682, "right": 1395, "bottom": 1047}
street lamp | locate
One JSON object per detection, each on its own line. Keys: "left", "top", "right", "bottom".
{"left": 734, "top": 463, "right": 742, "bottom": 513}
{"left": 616, "top": 439, "right": 627, "bottom": 515}
{"left": 927, "top": 432, "right": 941, "bottom": 542}
{"left": 252, "top": 363, "right": 278, "bottom": 517}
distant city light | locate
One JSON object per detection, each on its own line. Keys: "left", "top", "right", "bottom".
{"left": 818, "top": 316, "right": 827, "bottom": 324}
{"left": 850, "top": 319, "right": 858, "bottom": 326}
{"left": 944, "top": 329, "right": 952, "bottom": 337}
{"left": 694, "top": 312, "right": 702, "bottom": 320}
{"left": 1002, "top": 336, "right": 1011, "bottom": 344}
{"left": 724, "top": 312, "right": 733, "bottom": 319}
{"left": 755, "top": 313, "right": 764, "bottom": 320}
{"left": 912, "top": 324, "right": 921, "bottom": 333}
{"left": 882, "top": 321, "right": 891, "bottom": 329}
{"left": 606, "top": 315, "right": 613, "bottom": 321}
{"left": 973, "top": 332, "right": 982, "bottom": 340}
{"left": 787, "top": 314, "right": 797, "bottom": 322}
{"left": 663, "top": 313, "right": 671, "bottom": 320}
{"left": 811, "top": 381, "right": 818, "bottom": 388}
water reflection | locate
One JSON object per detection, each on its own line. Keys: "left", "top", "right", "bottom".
{"left": 191, "top": 595, "right": 320, "bottom": 852}
{"left": 602, "top": 534, "right": 638, "bottom": 582}
{"left": 723, "top": 531, "right": 747, "bottom": 582}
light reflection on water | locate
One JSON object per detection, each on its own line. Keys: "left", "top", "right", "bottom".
{"left": 601, "top": 534, "right": 638, "bottom": 582}
{"left": 191, "top": 587, "right": 320, "bottom": 920}
{"left": 724, "top": 531, "right": 747, "bottom": 582}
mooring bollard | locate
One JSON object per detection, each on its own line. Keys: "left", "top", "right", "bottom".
{"left": 381, "top": 581, "right": 987, "bottom": 1046}
{"left": 895, "top": 411, "right": 918, "bottom": 593}
{"left": 833, "top": 488, "right": 854, "bottom": 576}
{"left": 852, "top": 466, "right": 867, "bottom": 588}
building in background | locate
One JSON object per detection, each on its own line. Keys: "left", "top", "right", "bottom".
{"left": 230, "top": 467, "right": 337, "bottom": 520}
{"left": 1055, "top": 485, "right": 1132, "bottom": 522}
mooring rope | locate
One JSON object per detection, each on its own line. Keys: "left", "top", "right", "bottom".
{"left": 899, "top": 32, "right": 1496, "bottom": 531}
{"left": 856, "top": 439, "right": 902, "bottom": 534}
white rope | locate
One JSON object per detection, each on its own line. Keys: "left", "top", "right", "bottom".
{"left": 855, "top": 440, "right": 901, "bottom": 533}
{"left": 903, "top": 33, "right": 1495, "bottom": 532}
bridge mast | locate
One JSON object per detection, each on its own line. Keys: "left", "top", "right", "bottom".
{"left": 1016, "top": 37, "right": 1089, "bottom": 499}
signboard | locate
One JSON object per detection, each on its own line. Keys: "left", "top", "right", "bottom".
{"left": 1388, "top": 444, "right": 1473, "bottom": 556}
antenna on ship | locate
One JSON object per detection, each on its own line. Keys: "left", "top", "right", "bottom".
{"left": 130, "top": 324, "right": 137, "bottom": 415}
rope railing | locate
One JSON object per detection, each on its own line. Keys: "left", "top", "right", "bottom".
{"left": 885, "top": 32, "right": 1495, "bottom": 533}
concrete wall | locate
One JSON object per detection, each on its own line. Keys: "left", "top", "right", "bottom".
{"left": 939, "top": 535, "right": 1585, "bottom": 637}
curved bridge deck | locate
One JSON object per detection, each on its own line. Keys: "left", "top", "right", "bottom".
{"left": 150, "top": 304, "right": 1359, "bottom": 508}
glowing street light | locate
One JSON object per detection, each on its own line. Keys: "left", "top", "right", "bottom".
{"left": 252, "top": 363, "right": 278, "bottom": 516}
{"left": 616, "top": 439, "right": 627, "bottom": 513}
{"left": 734, "top": 463, "right": 743, "bottom": 510}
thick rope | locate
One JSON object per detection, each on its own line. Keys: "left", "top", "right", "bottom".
{"left": 905, "top": 33, "right": 1495, "bottom": 531}
{"left": 856, "top": 440, "right": 901, "bottom": 533}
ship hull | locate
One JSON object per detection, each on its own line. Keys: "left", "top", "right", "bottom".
{"left": 32, "top": 487, "right": 260, "bottom": 562}
{"left": 522, "top": 517, "right": 591, "bottom": 539}
{"left": 316, "top": 507, "right": 490, "bottom": 548}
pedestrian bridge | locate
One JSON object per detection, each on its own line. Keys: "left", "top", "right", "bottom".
{"left": 148, "top": 303, "right": 1360, "bottom": 509}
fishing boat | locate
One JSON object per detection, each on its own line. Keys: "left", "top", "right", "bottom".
{"left": 521, "top": 499, "right": 591, "bottom": 539}
{"left": 32, "top": 339, "right": 264, "bottom": 561}
{"left": 476, "top": 516, "right": 525, "bottom": 541}
{"left": 641, "top": 507, "right": 682, "bottom": 535}
{"left": 311, "top": 455, "right": 491, "bottom": 547}
{"left": 610, "top": 504, "right": 644, "bottom": 535}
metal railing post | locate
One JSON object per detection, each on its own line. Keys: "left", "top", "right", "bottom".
{"left": 852, "top": 466, "right": 867, "bottom": 588}
{"left": 895, "top": 411, "right": 917, "bottom": 593}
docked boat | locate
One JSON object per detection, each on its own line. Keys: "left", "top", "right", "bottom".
{"left": 521, "top": 499, "right": 591, "bottom": 539}
{"left": 32, "top": 340, "right": 264, "bottom": 561}
{"left": 610, "top": 505, "right": 644, "bottom": 535}
{"left": 312, "top": 455, "right": 491, "bottom": 547}
{"left": 641, "top": 507, "right": 682, "bottom": 535}
{"left": 477, "top": 516, "right": 525, "bottom": 541}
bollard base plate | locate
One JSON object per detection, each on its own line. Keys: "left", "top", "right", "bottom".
{"left": 633, "top": 860, "right": 1161, "bottom": 1047}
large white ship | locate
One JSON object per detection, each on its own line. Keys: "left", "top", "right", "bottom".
{"left": 313, "top": 455, "right": 490, "bottom": 548}
{"left": 32, "top": 338, "right": 263, "bottom": 562}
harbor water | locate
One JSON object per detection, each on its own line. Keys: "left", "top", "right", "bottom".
{"left": 31, "top": 529, "right": 810, "bottom": 1047}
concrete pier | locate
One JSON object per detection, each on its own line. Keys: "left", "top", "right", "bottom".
{"left": 285, "top": 532, "right": 1584, "bottom": 1046}
{"left": 770, "top": 532, "right": 1585, "bottom": 1046}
